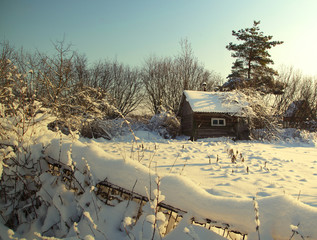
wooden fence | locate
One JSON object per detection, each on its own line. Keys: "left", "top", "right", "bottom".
{"left": 46, "top": 157, "right": 247, "bottom": 239}
{"left": 96, "top": 180, "right": 247, "bottom": 239}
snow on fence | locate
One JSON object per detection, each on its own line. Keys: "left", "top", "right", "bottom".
{"left": 46, "top": 156, "right": 247, "bottom": 239}
{"left": 95, "top": 180, "right": 248, "bottom": 239}
{"left": 96, "top": 180, "right": 185, "bottom": 236}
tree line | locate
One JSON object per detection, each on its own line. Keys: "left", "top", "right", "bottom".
{"left": 1, "top": 21, "right": 316, "bottom": 131}
{"left": 0, "top": 38, "right": 222, "bottom": 118}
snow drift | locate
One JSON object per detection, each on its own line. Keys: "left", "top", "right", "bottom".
{"left": 1, "top": 116, "right": 317, "bottom": 239}
{"left": 45, "top": 132, "right": 317, "bottom": 239}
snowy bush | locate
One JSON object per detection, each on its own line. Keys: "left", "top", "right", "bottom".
{"left": 0, "top": 105, "right": 106, "bottom": 239}
{"left": 81, "top": 118, "right": 132, "bottom": 139}
{"left": 0, "top": 62, "right": 105, "bottom": 239}
{"left": 149, "top": 107, "right": 180, "bottom": 139}
{"left": 226, "top": 89, "right": 282, "bottom": 140}
{"left": 46, "top": 85, "right": 119, "bottom": 137}
{"left": 0, "top": 63, "right": 154, "bottom": 239}
{"left": 280, "top": 128, "right": 317, "bottom": 144}
{"left": 0, "top": 61, "right": 46, "bottom": 231}
{"left": 67, "top": 85, "right": 118, "bottom": 119}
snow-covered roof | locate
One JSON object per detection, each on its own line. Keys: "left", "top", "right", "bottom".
{"left": 183, "top": 90, "right": 248, "bottom": 115}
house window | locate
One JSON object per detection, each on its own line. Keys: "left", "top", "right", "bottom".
{"left": 211, "top": 118, "right": 226, "bottom": 126}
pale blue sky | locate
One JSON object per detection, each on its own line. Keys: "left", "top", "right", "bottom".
{"left": 1, "top": 0, "right": 317, "bottom": 78}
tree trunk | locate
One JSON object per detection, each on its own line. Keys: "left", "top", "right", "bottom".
{"left": 247, "top": 60, "right": 251, "bottom": 79}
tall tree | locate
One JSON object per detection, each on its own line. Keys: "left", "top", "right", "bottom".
{"left": 226, "top": 21, "right": 283, "bottom": 81}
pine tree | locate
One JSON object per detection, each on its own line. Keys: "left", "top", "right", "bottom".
{"left": 226, "top": 21, "right": 283, "bottom": 84}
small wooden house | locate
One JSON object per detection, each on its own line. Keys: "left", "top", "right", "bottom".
{"left": 178, "top": 90, "right": 250, "bottom": 140}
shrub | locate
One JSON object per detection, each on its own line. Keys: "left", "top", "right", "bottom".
{"left": 149, "top": 106, "right": 180, "bottom": 139}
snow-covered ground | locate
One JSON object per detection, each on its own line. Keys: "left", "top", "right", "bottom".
{"left": 1, "top": 116, "right": 317, "bottom": 240}
{"left": 79, "top": 129, "right": 317, "bottom": 239}
{"left": 92, "top": 130, "right": 317, "bottom": 208}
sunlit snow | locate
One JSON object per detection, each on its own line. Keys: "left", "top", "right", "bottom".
{"left": 1, "top": 118, "right": 317, "bottom": 240}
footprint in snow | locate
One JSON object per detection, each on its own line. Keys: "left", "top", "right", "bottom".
{"left": 267, "top": 183, "right": 276, "bottom": 188}
{"left": 257, "top": 191, "right": 271, "bottom": 197}
{"left": 200, "top": 167, "right": 211, "bottom": 171}
{"left": 216, "top": 183, "right": 231, "bottom": 186}
{"left": 232, "top": 177, "right": 243, "bottom": 181}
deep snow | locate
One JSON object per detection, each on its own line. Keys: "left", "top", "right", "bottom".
{"left": 1, "top": 118, "right": 317, "bottom": 240}
{"left": 94, "top": 130, "right": 317, "bottom": 208}
{"left": 89, "top": 129, "right": 317, "bottom": 239}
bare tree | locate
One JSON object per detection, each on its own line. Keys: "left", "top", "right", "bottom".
{"left": 272, "top": 66, "right": 302, "bottom": 115}
{"left": 88, "top": 60, "right": 144, "bottom": 116}
{"left": 0, "top": 41, "right": 40, "bottom": 99}
{"left": 73, "top": 53, "right": 90, "bottom": 88}
{"left": 164, "top": 58, "right": 182, "bottom": 112}
{"left": 0, "top": 41, "right": 16, "bottom": 88}
{"left": 273, "top": 66, "right": 317, "bottom": 128}
{"left": 141, "top": 56, "right": 170, "bottom": 114}
{"left": 90, "top": 60, "right": 114, "bottom": 89}
{"left": 35, "top": 39, "right": 75, "bottom": 107}
{"left": 109, "top": 61, "right": 144, "bottom": 115}
{"left": 176, "top": 38, "right": 206, "bottom": 90}
{"left": 141, "top": 39, "right": 223, "bottom": 114}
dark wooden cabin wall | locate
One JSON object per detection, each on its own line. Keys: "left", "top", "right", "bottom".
{"left": 193, "top": 113, "right": 238, "bottom": 139}
{"left": 180, "top": 100, "right": 194, "bottom": 136}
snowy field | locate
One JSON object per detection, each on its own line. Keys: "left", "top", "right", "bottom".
{"left": 92, "top": 130, "right": 317, "bottom": 208}
{"left": 2, "top": 116, "right": 317, "bottom": 240}
{"left": 77, "top": 129, "right": 317, "bottom": 239}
